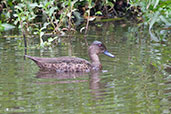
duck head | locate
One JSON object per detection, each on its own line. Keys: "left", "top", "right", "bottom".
{"left": 88, "top": 41, "right": 115, "bottom": 70}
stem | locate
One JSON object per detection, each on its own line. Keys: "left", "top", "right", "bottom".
{"left": 85, "top": 9, "right": 90, "bottom": 34}
{"left": 20, "top": 20, "right": 27, "bottom": 59}
{"left": 68, "top": 0, "right": 72, "bottom": 31}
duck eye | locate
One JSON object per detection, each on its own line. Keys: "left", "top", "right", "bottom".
{"left": 98, "top": 44, "right": 102, "bottom": 47}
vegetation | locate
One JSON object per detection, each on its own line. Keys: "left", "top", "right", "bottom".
{"left": 0, "top": 21, "right": 4, "bottom": 33}
{"left": 0, "top": 0, "right": 170, "bottom": 46}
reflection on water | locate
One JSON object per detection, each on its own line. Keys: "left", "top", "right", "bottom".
{"left": 36, "top": 70, "right": 104, "bottom": 101}
{"left": 0, "top": 22, "right": 170, "bottom": 113}
{"left": 36, "top": 70, "right": 89, "bottom": 79}
{"left": 89, "top": 71, "right": 105, "bottom": 100}
{"left": 36, "top": 71, "right": 89, "bottom": 84}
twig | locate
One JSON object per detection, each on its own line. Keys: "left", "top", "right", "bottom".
{"left": 84, "top": 9, "right": 90, "bottom": 34}
{"left": 20, "top": 20, "right": 27, "bottom": 59}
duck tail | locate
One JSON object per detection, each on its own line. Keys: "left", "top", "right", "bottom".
{"left": 25, "top": 55, "right": 33, "bottom": 59}
{"left": 25, "top": 55, "right": 46, "bottom": 70}
{"left": 25, "top": 55, "right": 38, "bottom": 62}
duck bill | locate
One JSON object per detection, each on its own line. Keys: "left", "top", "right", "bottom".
{"left": 103, "top": 50, "right": 115, "bottom": 58}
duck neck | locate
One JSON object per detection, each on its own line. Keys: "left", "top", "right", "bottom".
{"left": 89, "top": 54, "right": 101, "bottom": 68}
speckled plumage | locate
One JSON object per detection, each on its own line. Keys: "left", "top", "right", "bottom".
{"left": 25, "top": 41, "right": 115, "bottom": 72}
{"left": 25, "top": 56, "right": 91, "bottom": 72}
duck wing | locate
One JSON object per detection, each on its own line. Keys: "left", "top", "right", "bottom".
{"left": 25, "top": 55, "right": 91, "bottom": 72}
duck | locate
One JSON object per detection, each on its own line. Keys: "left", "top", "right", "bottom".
{"left": 25, "top": 41, "right": 115, "bottom": 72}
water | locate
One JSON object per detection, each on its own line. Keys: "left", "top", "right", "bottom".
{"left": 0, "top": 22, "right": 170, "bottom": 113}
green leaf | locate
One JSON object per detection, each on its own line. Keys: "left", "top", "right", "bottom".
{"left": 21, "top": 16, "right": 26, "bottom": 21}
{"left": 48, "top": 38, "right": 53, "bottom": 42}
{"left": 40, "top": 31, "right": 44, "bottom": 38}
{"left": 45, "top": 2, "right": 51, "bottom": 8}
{"left": 105, "top": 2, "right": 114, "bottom": 8}
{"left": 149, "top": 11, "right": 160, "bottom": 30}
{"left": 15, "top": 5, "right": 23, "bottom": 12}
{"left": 30, "top": 3, "right": 38, "bottom": 9}
{"left": 44, "top": 22, "right": 49, "bottom": 27}
{"left": 1, "top": 24, "right": 15, "bottom": 31}
{"left": 153, "top": 0, "right": 159, "bottom": 9}
{"left": 159, "top": 15, "right": 171, "bottom": 26}
{"left": 14, "top": 19, "right": 19, "bottom": 25}
{"left": 13, "top": 14, "right": 18, "bottom": 17}
{"left": 95, "top": 11, "right": 102, "bottom": 15}
{"left": 0, "top": 21, "right": 5, "bottom": 31}
{"left": 49, "top": 7, "right": 57, "bottom": 17}
{"left": 149, "top": 30, "right": 159, "bottom": 42}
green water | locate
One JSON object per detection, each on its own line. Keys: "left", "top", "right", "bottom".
{"left": 0, "top": 22, "right": 170, "bottom": 114}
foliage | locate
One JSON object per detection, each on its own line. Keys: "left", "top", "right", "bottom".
{"left": 0, "top": 21, "right": 4, "bottom": 32}
{"left": 0, "top": 0, "right": 170, "bottom": 46}
{"left": 128, "top": 0, "right": 171, "bottom": 42}
{"left": 130, "top": 0, "right": 171, "bottom": 29}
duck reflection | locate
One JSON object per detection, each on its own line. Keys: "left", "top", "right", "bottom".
{"left": 36, "top": 70, "right": 89, "bottom": 79}
{"left": 35, "top": 70, "right": 89, "bottom": 84}
{"left": 89, "top": 71, "right": 106, "bottom": 100}
{"left": 35, "top": 70, "right": 105, "bottom": 100}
